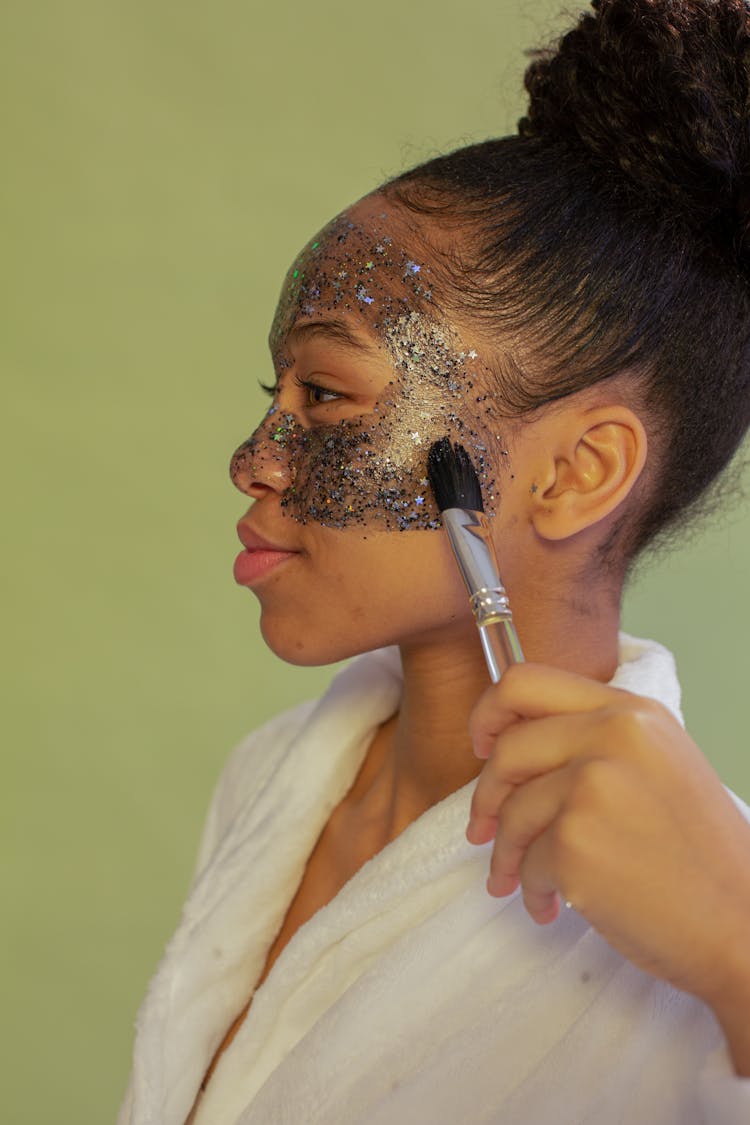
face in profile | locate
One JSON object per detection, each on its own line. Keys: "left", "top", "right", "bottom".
{"left": 230, "top": 197, "right": 507, "bottom": 534}
{"left": 229, "top": 196, "right": 523, "bottom": 665}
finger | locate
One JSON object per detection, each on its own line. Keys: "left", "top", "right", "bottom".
{"left": 470, "top": 662, "right": 628, "bottom": 761}
{"left": 485, "top": 768, "right": 570, "bottom": 896}
{"left": 468, "top": 711, "right": 601, "bottom": 839}
{"left": 517, "top": 829, "right": 565, "bottom": 925}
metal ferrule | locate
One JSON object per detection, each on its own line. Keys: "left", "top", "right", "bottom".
{"left": 441, "top": 508, "right": 512, "bottom": 626}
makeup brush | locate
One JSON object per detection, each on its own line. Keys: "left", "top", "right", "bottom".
{"left": 427, "top": 437, "right": 524, "bottom": 682}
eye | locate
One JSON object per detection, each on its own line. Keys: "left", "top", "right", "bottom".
{"left": 258, "top": 380, "right": 277, "bottom": 398}
{"left": 293, "top": 375, "right": 343, "bottom": 406}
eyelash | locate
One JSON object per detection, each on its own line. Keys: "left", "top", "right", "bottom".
{"left": 257, "top": 376, "right": 342, "bottom": 406}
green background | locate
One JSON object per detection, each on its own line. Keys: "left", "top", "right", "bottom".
{"left": 3, "top": 3, "right": 748, "bottom": 1122}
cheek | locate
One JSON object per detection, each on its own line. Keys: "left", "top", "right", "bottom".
{"left": 229, "top": 402, "right": 446, "bottom": 530}
{"left": 230, "top": 403, "right": 503, "bottom": 534}
{"left": 281, "top": 419, "right": 444, "bottom": 531}
{"left": 255, "top": 533, "right": 473, "bottom": 666}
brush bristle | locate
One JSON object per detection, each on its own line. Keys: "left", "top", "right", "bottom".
{"left": 427, "top": 438, "right": 484, "bottom": 513}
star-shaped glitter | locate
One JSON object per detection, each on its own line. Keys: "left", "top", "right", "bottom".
{"left": 356, "top": 286, "right": 374, "bottom": 304}
{"left": 415, "top": 495, "right": 425, "bottom": 505}
{"left": 410, "top": 431, "right": 422, "bottom": 443}
{"left": 405, "top": 261, "right": 421, "bottom": 274}
{"left": 364, "top": 261, "right": 374, "bottom": 270}
{"left": 468, "top": 349, "right": 478, "bottom": 359}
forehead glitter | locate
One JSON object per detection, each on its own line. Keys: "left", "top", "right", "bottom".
{"left": 231, "top": 206, "right": 505, "bottom": 531}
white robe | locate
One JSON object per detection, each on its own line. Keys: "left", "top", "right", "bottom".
{"left": 118, "top": 635, "right": 750, "bottom": 1124}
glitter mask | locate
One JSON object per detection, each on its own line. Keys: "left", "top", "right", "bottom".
{"left": 230, "top": 209, "right": 503, "bottom": 531}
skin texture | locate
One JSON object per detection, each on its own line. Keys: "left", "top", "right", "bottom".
{"left": 230, "top": 193, "right": 750, "bottom": 1076}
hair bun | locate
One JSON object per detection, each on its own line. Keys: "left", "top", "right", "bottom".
{"left": 519, "top": 0, "right": 750, "bottom": 268}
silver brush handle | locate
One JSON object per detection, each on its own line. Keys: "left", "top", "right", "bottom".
{"left": 471, "top": 586, "right": 523, "bottom": 682}
{"left": 443, "top": 509, "right": 525, "bottom": 682}
{"left": 478, "top": 617, "right": 524, "bottom": 683}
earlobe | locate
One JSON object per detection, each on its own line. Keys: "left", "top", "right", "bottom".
{"left": 531, "top": 408, "right": 648, "bottom": 542}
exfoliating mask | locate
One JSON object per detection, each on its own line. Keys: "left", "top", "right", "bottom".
{"left": 230, "top": 207, "right": 505, "bottom": 530}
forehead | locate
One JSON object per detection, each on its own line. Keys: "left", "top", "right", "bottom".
{"left": 269, "top": 201, "right": 438, "bottom": 352}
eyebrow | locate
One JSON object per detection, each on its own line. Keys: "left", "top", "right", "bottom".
{"left": 281, "top": 318, "right": 379, "bottom": 355}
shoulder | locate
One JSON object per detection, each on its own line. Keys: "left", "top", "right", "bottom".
{"left": 727, "top": 788, "right": 750, "bottom": 823}
{"left": 614, "top": 631, "right": 683, "bottom": 721}
{"left": 192, "top": 697, "right": 317, "bottom": 877}
{"left": 192, "top": 646, "right": 403, "bottom": 877}
{"left": 219, "top": 698, "right": 317, "bottom": 802}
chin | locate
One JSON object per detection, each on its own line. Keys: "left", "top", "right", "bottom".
{"left": 258, "top": 613, "right": 385, "bottom": 668}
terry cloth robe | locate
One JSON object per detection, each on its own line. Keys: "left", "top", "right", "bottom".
{"left": 118, "top": 634, "right": 750, "bottom": 1125}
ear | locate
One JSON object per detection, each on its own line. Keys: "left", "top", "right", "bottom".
{"left": 530, "top": 406, "right": 648, "bottom": 542}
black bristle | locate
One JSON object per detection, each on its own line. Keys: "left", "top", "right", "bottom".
{"left": 427, "top": 437, "right": 484, "bottom": 513}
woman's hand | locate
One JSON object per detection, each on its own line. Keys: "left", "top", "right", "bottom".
{"left": 466, "top": 663, "right": 750, "bottom": 1072}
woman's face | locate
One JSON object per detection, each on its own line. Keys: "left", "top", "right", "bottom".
{"left": 230, "top": 195, "right": 528, "bottom": 665}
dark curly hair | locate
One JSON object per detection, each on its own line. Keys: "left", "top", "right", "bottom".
{"left": 387, "top": 0, "right": 750, "bottom": 567}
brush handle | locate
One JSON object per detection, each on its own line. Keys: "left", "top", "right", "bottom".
{"left": 441, "top": 509, "right": 525, "bottom": 682}
{"left": 478, "top": 617, "right": 524, "bottom": 683}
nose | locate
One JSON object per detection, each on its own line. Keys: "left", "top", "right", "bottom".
{"left": 229, "top": 409, "right": 297, "bottom": 499}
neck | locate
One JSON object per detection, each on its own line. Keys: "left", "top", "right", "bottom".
{"left": 395, "top": 635, "right": 493, "bottom": 806}
{"left": 343, "top": 580, "right": 622, "bottom": 846}
{"left": 342, "top": 631, "right": 489, "bottom": 845}
{"left": 509, "top": 568, "right": 622, "bottom": 683}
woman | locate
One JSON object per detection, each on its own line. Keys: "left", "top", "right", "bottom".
{"left": 120, "top": 1, "right": 750, "bottom": 1121}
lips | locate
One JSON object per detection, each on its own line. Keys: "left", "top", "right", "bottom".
{"left": 233, "top": 521, "right": 301, "bottom": 587}
{"left": 236, "top": 522, "right": 298, "bottom": 554}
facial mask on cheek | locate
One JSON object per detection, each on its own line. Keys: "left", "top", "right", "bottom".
{"left": 230, "top": 353, "right": 501, "bottom": 533}
{"left": 234, "top": 210, "right": 505, "bottom": 530}
{"left": 230, "top": 403, "right": 442, "bottom": 530}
